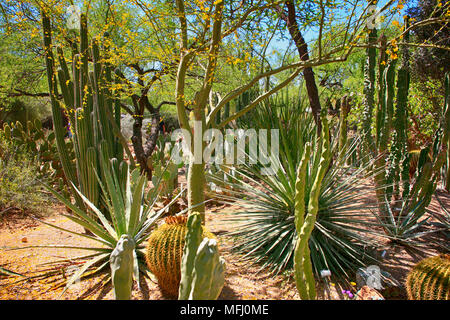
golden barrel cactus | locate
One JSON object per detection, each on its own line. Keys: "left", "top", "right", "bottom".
{"left": 145, "top": 215, "right": 215, "bottom": 297}
{"left": 406, "top": 254, "right": 450, "bottom": 300}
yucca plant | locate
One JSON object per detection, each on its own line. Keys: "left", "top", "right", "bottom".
{"left": 209, "top": 98, "right": 381, "bottom": 281}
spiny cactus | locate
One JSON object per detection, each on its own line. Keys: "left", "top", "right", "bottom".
{"left": 361, "top": 25, "right": 378, "bottom": 164}
{"left": 145, "top": 215, "right": 215, "bottom": 297}
{"left": 179, "top": 213, "right": 225, "bottom": 300}
{"left": 406, "top": 254, "right": 450, "bottom": 300}
{"left": 42, "top": 11, "right": 128, "bottom": 219}
{"left": 293, "top": 112, "right": 332, "bottom": 300}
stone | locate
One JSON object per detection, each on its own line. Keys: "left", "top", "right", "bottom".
{"left": 354, "top": 285, "right": 384, "bottom": 300}
{"left": 356, "top": 265, "right": 383, "bottom": 289}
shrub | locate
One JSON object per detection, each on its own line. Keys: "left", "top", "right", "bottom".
{"left": 0, "top": 134, "right": 50, "bottom": 213}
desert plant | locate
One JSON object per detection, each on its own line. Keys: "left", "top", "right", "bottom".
{"left": 406, "top": 254, "right": 450, "bottom": 300}
{"left": 2, "top": 119, "right": 73, "bottom": 186}
{"left": 0, "top": 134, "right": 51, "bottom": 213}
{"left": 366, "top": 18, "right": 447, "bottom": 244}
{"left": 17, "top": 150, "right": 177, "bottom": 300}
{"left": 293, "top": 111, "right": 332, "bottom": 300}
{"left": 178, "top": 212, "right": 225, "bottom": 300}
{"left": 150, "top": 134, "right": 182, "bottom": 199}
{"left": 42, "top": 11, "right": 132, "bottom": 220}
{"left": 210, "top": 97, "right": 381, "bottom": 281}
{"left": 375, "top": 132, "right": 446, "bottom": 244}
{"left": 145, "top": 215, "right": 215, "bottom": 297}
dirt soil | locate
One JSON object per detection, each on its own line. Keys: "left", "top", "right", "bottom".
{"left": 0, "top": 187, "right": 448, "bottom": 300}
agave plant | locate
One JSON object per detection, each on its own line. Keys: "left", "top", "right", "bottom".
{"left": 209, "top": 98, "right": 382, "bottom": 281}
{"left": 18, "top": 152, "right": 181, "bottom": 299}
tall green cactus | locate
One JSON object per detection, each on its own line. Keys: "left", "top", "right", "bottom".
{"left": 42, "top": 11, "right": 128, "bottom": 219}
{"left": 178, "top": 212, "right": 226, "bottom": 300}
{"left": 369, "top": 17, "right": 447, "bottom": 241}
{"left": 293, "top": 112, "right": 332, "bottom": 300}
{"left": 375, "top": 35, "right": 387, "bottom": 150}
{"left": 338, "top": 95, "right": 350, "bottom": 159}
{"left": 361, "top": 25, "right": 378, "bottom": 164}
{"left": 389, "top": 16, "right": 410, "bottom": 201}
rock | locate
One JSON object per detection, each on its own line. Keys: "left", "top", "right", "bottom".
{"left": 356, "top": 265, "right": 383, "bottom": 289}
{"left": 21, "top": 237, "right": 28, "bottom": 243}
{"left": 355, "top": 286, "right": 384, "bottom": 300}
{"left": 356, "top": 266, "right": 402, "bottom": 299}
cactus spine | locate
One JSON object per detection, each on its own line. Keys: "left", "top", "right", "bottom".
{"left": 179, "top": 212, "right": 225, "bottom": 300}
{"left": 293, "top": 112, "right": 332, "bottom": 300}
{"left": 41, "top": 11, "right": 127, "bottom": 219}
{"left": 406, "top": 254, "right": 450, "bottom": 300}
{"left": 145, "top": 215, "right": 215, "bottom": 297}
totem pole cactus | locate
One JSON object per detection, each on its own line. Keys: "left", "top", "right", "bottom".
{"left": 110, "top": 234, "right": 136, "bottom": 300}
{"left": 293, "top": 112, "right": 332, "bottom": 300}
{"left": 178, "top": 212, "right": 226, "bottom": 300}
{"left": 42, "top": 11, "right": 129, "bottom": 219}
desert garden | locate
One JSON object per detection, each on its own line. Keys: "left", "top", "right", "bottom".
{"left": 0, "top": 0, "right": 449, "bottom": 301}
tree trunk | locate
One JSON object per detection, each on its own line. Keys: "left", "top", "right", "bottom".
{"left": 278, "top": 1, "right": 322, "bottom": 133}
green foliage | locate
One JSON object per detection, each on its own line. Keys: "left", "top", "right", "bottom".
{"left": 37, "top": 151, "right": 170, "bottom": 299}
{"left": 377, "top": 128, "right": 446, "bottom": 244}
{"left": 179, "top": 213, "right": 225, "bottom": 300}
{"left": 2, "top": 119, "right": 73, "bottom": 186}
{"left": 406, "top": 254, "right": 450, "bottom": 300}
{"left": 145, "top": 215, "right": 215, "bottom": 298}
{"left": 211, "top": 97, "right": 380, "bottom": 281}
{"left": 0, "top": 134, "right": 51, "bottom": 212}
{"left": 293, "top": 111, "right": 332, "bottom": 300}
{"left": 150, "top": 135, "right": 182, "bottom": 199}
{"left": 42, "top": 11, "right": 131, "bottom": 220}
{"left": 370, "top": 22, "right": 447, "bottom": 244}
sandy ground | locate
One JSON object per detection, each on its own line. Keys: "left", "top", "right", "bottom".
{"left": 0, "top": 186, "right": 448, "bottom": 300}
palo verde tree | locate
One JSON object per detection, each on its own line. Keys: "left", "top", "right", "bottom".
{"left": 119, "top": 0, "right": 410, "bottom": 223}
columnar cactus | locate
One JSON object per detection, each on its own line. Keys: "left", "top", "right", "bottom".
{"left": 361, "top": 25, "right": 378, "bottom": 164}
{"left": 293, "top": 112, "right": 332, "bottom": 300}
{"left": 389, "top": 16, "right": 411, "bottom": 201}
{"left": 375, "top": 34, "right": 387, "bottom": 150}
{"left": 338, "top": 95, "right": 350, "bottom": 159}
{"left": 179, "top": 212, "right": 225, "bottom": 300}
{"left": 42, "top": 11, "right": 126, "bottom": 218}
{"left": 406, "top": 254, "right": 450, "bottom": 300}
